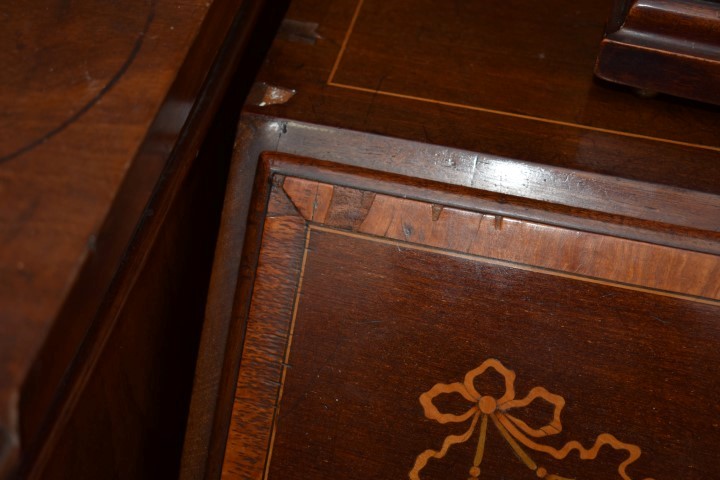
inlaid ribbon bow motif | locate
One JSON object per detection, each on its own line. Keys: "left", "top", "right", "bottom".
{"left": 409, "top": 359, "right": 655, "bottom": 480}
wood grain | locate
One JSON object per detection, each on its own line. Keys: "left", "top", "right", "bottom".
{"left": 328, "top": 0, "right": 719, "bottom": 146}
{"left": 180, "top": 118, "right": 720, "bottom": 476}
{"left": 221, "top": 212, "right": 308, "bottom": 479}
{"left": 184, "top": 145, "right": 720, "bottom": 477}
{"left": 179, "top": 118, "right": 280, "bottom": 480}
{"left": 283, "top": 176, "right": 720, "bottom": 301}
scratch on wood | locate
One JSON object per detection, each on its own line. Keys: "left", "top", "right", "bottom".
{"left": 402, "top": 222, "right": 414, "bottom": 240}
{"left": 431, "top": 204, "right": 443, "bottom": 221}
{"left": 268, "top": 179, "right": 303, "bottom": 218}
{"left": 323, "top": 186, "right": 376, "bottom": 231}
{"left": 494, "top": 215, "right": 504, "bottom": 230}
{"left": 464, "top": 213, "right": 486, "bottom": 254}
{"left": 247, "top": 82, "right": 296, "bottom": 107}
{"left": 277, "top": 19, "right": 322, "bottom": 44}
{"left": 0, "top": 390, "right": 19, "bottom": 473}
{"left": 470, "top": 154, "right": 479, "bottom": 186}
{"left": 312, "top": 187, "right": 320, "bottom": 220}
{"left": 0, "top": 0, "right": 157, "bottom": 164}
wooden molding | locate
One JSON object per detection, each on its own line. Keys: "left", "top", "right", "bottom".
{"left": 596, "top": 0, "right": 720, "bottom": 105}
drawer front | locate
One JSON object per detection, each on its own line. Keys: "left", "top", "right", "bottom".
{"left": 220, "top": 155, "right": 719, "bottom": 480}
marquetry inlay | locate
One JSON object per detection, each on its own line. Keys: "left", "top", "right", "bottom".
{"left": 411, "top": 359, "right": 654, "bottom": 480}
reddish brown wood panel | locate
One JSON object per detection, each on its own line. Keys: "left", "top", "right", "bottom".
{"left": 0, "top": 1, "right": 211, "bottom": 412}
{"left": 221, "top": 214, "right": 308, "bottom": 478}
{"left": 220, "top": 169, "right": 720, "bottom": 480}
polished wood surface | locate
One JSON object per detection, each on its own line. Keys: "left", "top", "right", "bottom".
{"left": 248, "top": 0, "right": 720, "bottom": 194}
{"left": 596, "top": 0, "right": 720, "bottom": 105}
{"left": 220, "top": 157, "right": 719, "bottom": 479}
{"left": 0, "top": 0, "right": 273, "bottom": 476}
{"left": 181, "top": 0, "right": 720, "bottom": 477}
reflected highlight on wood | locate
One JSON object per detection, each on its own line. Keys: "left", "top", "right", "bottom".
{"left": 411, "top": 359, "right": 654, "bottom": 480}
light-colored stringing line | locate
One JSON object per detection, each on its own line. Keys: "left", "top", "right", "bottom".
{"left": 310, "top": 225, "right": 720, "bottom": 306}
{"left": 490, "top": 414, "right": 538, "bottom": 471}
{"left": 327, "top": 0, "right": 365, "bottom": 85}
{"left": 471, "top": 414, "right": 489, "bottom": 475}
{"left": 327, "top": 0, "right": 720, "bottom": 154}
{"left": 262, "top": 227, "right": 313, "bottom": 480}
{"left": 491, "top": 414, "right": 573, "bottom": 480}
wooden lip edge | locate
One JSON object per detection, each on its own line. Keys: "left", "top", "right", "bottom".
{"left": 179, "top": 118, "right": 278, "bottom": 480}
{"left": 600, "top": 30, "right": 720, "bottom": 61}
{"left": 595, "top": 39, "right": 720, "bottom": 106}
{"left": 597, "top": 36, "right": 720, "bottom": 65}
{"left": 262, "top": 149, "right": 720, "bottom": 254}
{"left": 13, "top": 1, "right": 272, "bottom": 479}
{"left": 213, "top": 154, "right": 276, "bottom": 480}
{"left": 266, "top": 153, "right": 720, "bottom": 302}
{"left": 179, "top": 114, "right": 720, "bottom": 480}
{"left": 269, "top": 117, "right": 720, "bottom": 252}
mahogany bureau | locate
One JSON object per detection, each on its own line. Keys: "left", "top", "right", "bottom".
{"left": 181, "top": 0, "right": 720, "bottom": 479}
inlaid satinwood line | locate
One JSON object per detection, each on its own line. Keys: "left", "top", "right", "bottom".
{"left": 411, "top": 359, "right": 653, "bottom": 480}
{"left": 220, "top": 214, "right": 308, "bottom": 479}
{"left": 326, "top": 81, "right": 720, "bottom": 154}
{"left": 262, "top": 225, "right": 312, "bottom": 480}
{"left": 327, "top": 0, "right": 365, "bottom": 85}
{"left": 309, "top": 225, "right": 720, "bottom": 306}
{"left": 326, "top": 0, "right": 720, "bottom": 154}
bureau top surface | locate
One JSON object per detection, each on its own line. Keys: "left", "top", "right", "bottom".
{"left": 248, "top": 0, "right": 720, "bottom": 195}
